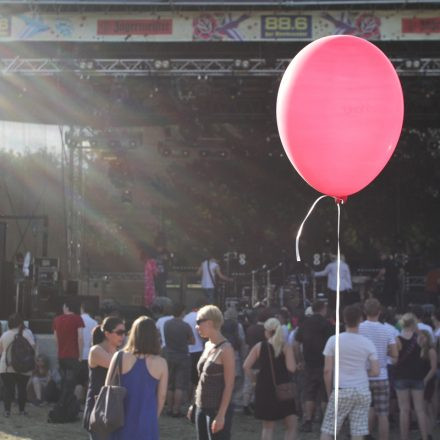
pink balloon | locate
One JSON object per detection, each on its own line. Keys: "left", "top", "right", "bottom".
{"left": 276, "top": 35, "right": 404, "bottom": 198}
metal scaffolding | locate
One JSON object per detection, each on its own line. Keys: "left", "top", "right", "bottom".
{"left": 1, "top": 57, "right": 440, "bottom": 77}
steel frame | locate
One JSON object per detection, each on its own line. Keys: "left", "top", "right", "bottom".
{"left": 2, "top": 57, "right": 440, "bottom": 77}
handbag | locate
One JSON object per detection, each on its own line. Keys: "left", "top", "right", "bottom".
{"left": 89, "top": 351, "right": 127, "bottom": 435}
{"left": 267, "top": 342, "right": 295, "bottom": 402}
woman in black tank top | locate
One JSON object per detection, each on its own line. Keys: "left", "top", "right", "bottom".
{"left": 83, "top": 317, "right": 125, "bottom": 440}
{"left": 192, "top": 305, "right": 235, "bottom": 440}
{"left": 394, "top": 313, "right": 429, "bottom": 440}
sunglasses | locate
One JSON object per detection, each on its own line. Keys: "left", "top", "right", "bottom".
{"left": 112, "top": 330, "right": 126, "bottom": 336}
{"left": 196, "top": 318, "right": 208, "bottom": 326}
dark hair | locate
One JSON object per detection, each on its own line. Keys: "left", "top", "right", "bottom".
{"left": 92, "top": 316, "right": 124, "bottom": 345}
{"left": 173, "top": 303, "right": 186, "bottom": 317}
{"left": 343, "top": 305, "right": 362, "bottom": 328}
{"left": 364, "top": 298, "right": 381, "bottom": 317}
{"left": 63, "top": 299, "right": 76, "bottom": 313}
{"left": 312, "top": 300, "right": 327, "bottom": 313}
{"left": 8, "top": 313, "right": 24, "bottom": 330}
{"left": 124, "top": 316, "right": 160, "bottom": 355}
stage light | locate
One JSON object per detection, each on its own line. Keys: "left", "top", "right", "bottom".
{"left": 154, "top": 60, "right": 162, "bottom": 69}
{"left": 241, "top": 60, "right": 250, "bottom": 69}
{"left": 162, "top": 60, "right": 170, "bottom": 69}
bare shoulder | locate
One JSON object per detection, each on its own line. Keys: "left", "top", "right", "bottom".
{"left": 89, "top": 344, "right": 103, "bottom": 355}
{"left": 150, "top": 354, "right": 167, "bottom": 367}
{"left": 220, "top": 342, "right": 235, "bottom": 357}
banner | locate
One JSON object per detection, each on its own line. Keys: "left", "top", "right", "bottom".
{"left": 0, "top": 0, "right": 437, "bottom": 4}
{"left": 0, "top": 9, "right": 439, "bottom": 42}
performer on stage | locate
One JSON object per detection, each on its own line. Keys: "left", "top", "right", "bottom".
{"left": 140, "top": 243, "right": 158, "bottom": 308}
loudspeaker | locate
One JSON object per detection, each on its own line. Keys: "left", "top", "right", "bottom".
{"left": 0, "top": 261, "right": 15, "bottom": 320}
{"left": 30, "top": 294, "right": 100, "bottom": 320}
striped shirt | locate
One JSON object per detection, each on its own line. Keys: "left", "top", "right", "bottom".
{"left": 359, "top": 320, "right": 396, "bottom": 381}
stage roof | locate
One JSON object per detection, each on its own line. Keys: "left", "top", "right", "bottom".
{"left": 1, "top": 0, "right": 440, "bottom": 5}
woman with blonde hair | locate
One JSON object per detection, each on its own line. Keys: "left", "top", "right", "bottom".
{"left": 243, "top": 317, "right": 297, "bottom": 440}
{"left": 107, "top": 316, "right": 168, "bottom": 440}
{"left": 192, "top": 305, "right": 235, "bottom": 440}
{"left": 394, "top": 313, "right": 428, "bottom": 440}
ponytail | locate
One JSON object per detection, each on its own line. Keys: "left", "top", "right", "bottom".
{"left": 92, "top": 316, "right": 124, "bottom": 345}
{"left": 92, "top": 325, "right": 105, "bottom": 345}
{"left": 264, "top": 318, "right": 284, "bottom": 357}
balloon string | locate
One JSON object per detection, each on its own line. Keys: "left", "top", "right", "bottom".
{"left": 334, "top": 202, "right": 341, "bottom": 438}
{"left": 295, "top": 195, "right": 329, "bottom": 262}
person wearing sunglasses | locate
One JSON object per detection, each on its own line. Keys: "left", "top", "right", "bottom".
{"left": 192, "top": 305, "right": 235, "bottom": 440}
{"left": 83, "top": 316, "right": 125, "bottom": 440}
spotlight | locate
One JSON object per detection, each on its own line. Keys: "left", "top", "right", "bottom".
{"left": 154, "top": 60, "right": 162, "bottom": 69}
{"left": 413, "top": 60, "right": 421, "bottom": 68}
{"left": 162, "top": 60, "right": 170, "bottom": 69}
{"left": 234, "top": 59, "right": 242, "bottom": 68}
{"left": 241, "top": 60, "right": 250, "bottom": 69}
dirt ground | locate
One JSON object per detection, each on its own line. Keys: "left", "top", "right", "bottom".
{"left": 0, "top": 404, "right": 439, "bottom": 440}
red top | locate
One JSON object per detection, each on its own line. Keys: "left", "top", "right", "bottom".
{"left": 53, "top": 314, "right": 84, "bottom": 359}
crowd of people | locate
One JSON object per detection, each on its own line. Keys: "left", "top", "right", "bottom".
{"left": 1, "top": 292, "right": 440, "bottom": 440}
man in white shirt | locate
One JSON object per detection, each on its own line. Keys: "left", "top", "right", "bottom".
{"left": 196, "top": 257, "right": 231, "bottom": 305}
{"left": 359, "top": 299, "right": 398, "bottom": 440}
{"left": 313, "top": 254, "right": 352, "bottom": 310}
{"left": 77, "top": 302, "right": 97, "bottom": 399}
{"left": 321, "top": 305, "right": 379, "bottom": 440}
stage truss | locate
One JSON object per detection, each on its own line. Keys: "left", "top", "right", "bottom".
{"left": 2, "top": 57, "right": 440, "bottom": 77}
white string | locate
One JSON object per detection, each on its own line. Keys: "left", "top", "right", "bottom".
{"left": 334, "top": 202, "right": 341, "bottom": 438}
{"left": 295, "top": 194, "right": 343, "bottom": 437}
{"left": 295, "top": 195, "right": 329, "bottom": 262}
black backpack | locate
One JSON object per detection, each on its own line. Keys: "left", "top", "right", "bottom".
{"left": 6, "top": 328, "right": 35, "bottom": 373}
{"left": 48, "top": 393, "right": 80, "bottom": 424}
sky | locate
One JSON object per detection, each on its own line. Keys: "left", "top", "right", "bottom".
{"left": 0, "top": 120, "right": 63, "bottom": 155}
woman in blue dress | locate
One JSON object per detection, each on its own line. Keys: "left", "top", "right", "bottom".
{"left": 108, "top": 316, "right": 168, "bottom": 440}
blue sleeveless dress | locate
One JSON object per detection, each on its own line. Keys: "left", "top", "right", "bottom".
{"left": 109, "top": 357, "right": 159, "bottom": 440}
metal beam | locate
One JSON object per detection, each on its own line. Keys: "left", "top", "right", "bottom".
{"left": 2, "top": 57, "right": 440, "bottom": 77}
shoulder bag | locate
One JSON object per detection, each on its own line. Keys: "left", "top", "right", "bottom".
{"left": 267, "top": 342, "right": 295, "bottom": 402}
{"left": 89, "top": 350, "right": 127, "bottom": 435}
